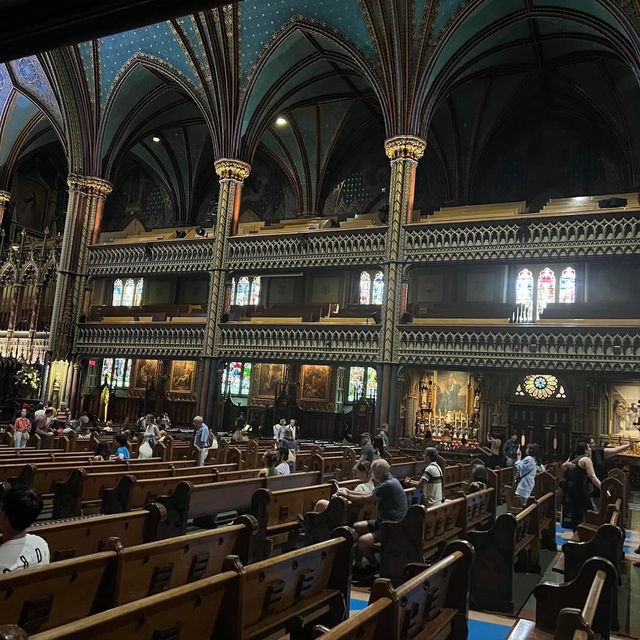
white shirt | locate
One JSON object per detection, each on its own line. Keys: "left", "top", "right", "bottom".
{"left": 275, "top": 462, "right": 291, "bottom": 476}
{"left": 273, "top": 424, "right": 285, "bottom": 440}
{"left": 0, "top": 534, "right": 50, "bottom": 573}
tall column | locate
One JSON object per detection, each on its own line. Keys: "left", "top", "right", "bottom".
{"left": 48, "top": 175, "right": 112, "bottom": 362}
{"left": 0, "top": 191, "right": 10, "bottom": 226}
{"left": 201, "top": 159, "right": 251, "bottom": 425}
{"left": 378, "top": 136, "right": 426, "bottom": 426}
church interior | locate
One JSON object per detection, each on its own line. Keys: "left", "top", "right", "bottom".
{"left": 0, "top": 0, "right": 639, "bottom": 638}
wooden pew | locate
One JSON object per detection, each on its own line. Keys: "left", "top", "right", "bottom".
{"left": 580, "top": 476, "right": 625, "bottom": 535}
{"left": 467, "top": 500, "right": 540, "bottom": 613}
{"left": 111, "top": 516, "right": 256, "bottom": 605}
{"left": 156, "top": 472, "right": 324, "bottom": 542}
{"left": 27, "top": 570, "right": 237, "bottom": 640}
{"left": 490, "top": 466, "right": 514, "bottom": 505}
{"left": 313, "top": 540, "right": 475, "bottom": 640}
{"left": 27, "top": 505, "right": 166, "bottom": 560}
{"left": 379, "top": 489, "right": 495, "bottom": 585}
{"left": 218, "top": 529, "right": 355, "bottom": 639}
{"left": 506, "top": 557, "right": 618, "bottom": 640}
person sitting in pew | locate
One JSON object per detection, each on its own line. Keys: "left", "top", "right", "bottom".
{"left": 335, "top": 459, "right": 408, "bottom": 577}
{"left": 92, "top": 442, "right": 111, "bottom": 461}
{"left": 115, "top": 434, "right": 130, "bottom": 460}
{"left": 403, "top": 447, "right": 443, "bottom": 507}
{"left": 258, "top": 451, "right": 278, "bottom": 478}
{"left": 466, "top": 463, "right": 488, "bottom": 494}
{"left": 0, "top": 486, "right": 50, "bottom": 572}
{"left": 513, "top": 442, "right": 540, "bottom": 505}
{"left": 275, "top": 447, "right": 291, "bottom": 475}
{"left": 312, "top": 461, "right": 374, "bottom": 514}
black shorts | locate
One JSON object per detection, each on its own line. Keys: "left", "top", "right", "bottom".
{"left": 366, "top": 519, "right": 381, "bottom": 542}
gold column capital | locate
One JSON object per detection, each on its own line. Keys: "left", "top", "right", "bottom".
{"left": 67, "top": 175, "right": 113, "bottom": 198}
{"left": 384, "top": 135, "right": 427, "bottom": 161}
{"left": 214, "top": 158, "right": 251, "bottom": 182}
{"left": 0, "top": 190, "right": 11, "bottom": 206}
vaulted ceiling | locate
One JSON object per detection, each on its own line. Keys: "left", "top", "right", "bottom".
{"left": 0, "top": 0, "right": 638, "bottom": 222}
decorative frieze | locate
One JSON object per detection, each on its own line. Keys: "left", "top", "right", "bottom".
{"left": 0, "top": 331, "right": 48, "bottom": 363}
{"left": 226, "top": 228, "right": 387, "bottom": 271}
{"left": 88, "top": 239, "right": 215, "bottom": 277}
{"left": 217, "top": 324, "right": 380, "bottom": 362}
{"left": 405, "top": 215, "right": 640, "bottom": 263}
{"left": 75, "top": 322, "right": 205, "bottom": 357}
{"left": 398, "top": 324, "right": 640, "bottom": 372}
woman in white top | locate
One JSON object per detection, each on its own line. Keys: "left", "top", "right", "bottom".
{"left": 275, "top": 447, "right": 291, "bottom": 475}
{"left": 312, "top": 461, "right": 374, "bottom": 514}
{"left": 139, "top": 414, "right": 160, "bottom": 459}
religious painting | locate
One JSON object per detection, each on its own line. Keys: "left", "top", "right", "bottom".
{"left": 435, "top": 371, "right": 470, "bottom": 413}
{"left": 13, "top": 175, "right": 48, "bottom": 232}
{"left": 256, "top": 363, "right": 285, "bottom": 397}
{"left": 133, "top": 359, "right": 158, "bottom": 391}
{"left": 301, "top": 365, "right": 331, "bottom": 401}
{"left": 170, "top": 360, "right": 196, "bottom": 394}
{"left": 610, "top": 383, "right": 640, "bottom": 435}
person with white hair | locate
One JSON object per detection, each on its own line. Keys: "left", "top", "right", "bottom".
{"left": 193, "top": 415, "right": 210, "bottom": 466}
{"left": 335, "top": 459, "right": 407, "bottom": 577}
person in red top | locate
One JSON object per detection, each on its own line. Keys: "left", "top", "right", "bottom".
{"left": 13, "top": 409, "right": 31, "bottom": 448}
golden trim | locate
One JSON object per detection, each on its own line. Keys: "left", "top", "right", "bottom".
{"left": 67, "top": 175, "right": 113, "bottom": 198}
{"left": 384, "top": 135, "right": 427, "bottom": 161}
{"left": 0, "top": 191, "right": 10, "bottom": 206}
{"left": 214, "top": 158, "right": 251, "bottom": 182}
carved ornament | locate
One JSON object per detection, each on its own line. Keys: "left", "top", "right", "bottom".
{"left": 0, "top": 191, "right": 10, "bottom": 206}
{"left": 214, "top": 159, "right": 251, "bottom": 182}
{"left": 384, "top": 136, "right": 427, "bottom": 161}
{"left": 67, "top": 175, "right": 113, "bottom": 198}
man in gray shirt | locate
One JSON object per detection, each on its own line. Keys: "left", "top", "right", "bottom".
{"left": 335, "top": 459, "right": 408, "bottom": 576}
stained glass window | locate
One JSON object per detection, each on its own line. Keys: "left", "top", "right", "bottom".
{"left": 536, "top": 268, "right": 556, "bottom": 319}
{"left": 112, "top": 280, "right": 123, "bottom": 306}
{"left": 230, "top": 277, "right": 236, "bottom": 304}
{"left": 520, "top": 374, "right": 564, "bottom": 400}
{"left": 359, "top": 272, "right": 371, "bottom": 304}
{"left": 366, "top": 367, "right": 378, "bottom": 399}
{"left": 348, "top": 366, "right": 365, "bottom": 401}
{"left": 235, "top": 277, "right": 250, "bottom": 306}
{"left": 222, "top": 361, "right": 251, "bottom": 396}
{"left": 227, "top": 362, "right": 242, "bottom": 395}
{"left": 559, "top": 267, "right": 576, "bottom": 304}
{"left": 133, "top": 279, "right": 144, "bottom": 306}
{"left": 515, "top": 269, "right": 533, "bottom": 321}
{"left": 102, "top": 358, "right": 132, "bottom": 389}
{"left": 241, "top": 363, "right": 252, "bottom": 395}
{"left": 348, "top": 366, "right": 377, "bottom": 402}
{"left": 101, "top": 358, "right": 114, "bottom": 383}
{"left": 122, "top": 279, "right": 135, "bottom": 307}
{"left": 249, "top": 277, "right": 261, "bottom": 306}
{"left": 372, "top": 272, "right": 384, "bottom": 305}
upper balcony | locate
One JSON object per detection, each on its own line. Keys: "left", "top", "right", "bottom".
{"left": 227, "top": 215, "right": 387, "bottom": 271}
{"left": 88, "top": 226, "right": 215, "bottom": 277}
{"left": 405, "top": 194, "right": 640, "bottom": 264}
{"left": 75, "top": 320, "right": 205, "bottom": 357}
{"left": 218, "top": 321, "right": 380, "bottom": 363}
{"left": 398, "top": 318, "right": 640, "bottom": 373}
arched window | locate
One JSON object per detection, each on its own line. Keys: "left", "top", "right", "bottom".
{"left": 366, "top": 367, "right": 378, "bottom": 399}
{"left": 230, "top": 277, "right": 236, "bottom": 304}
{"left": 372, "top": 271, "right": 384, "bottom": 305}
{"left": 515, "top": 269, "right": 533, "bottom": 321}
{"left": 235, "top": 277, "right": 250, "bottom": 306}
{"left": 101, "top": 357, "right": 133, "bottom": 389}
{"left": 559, "top": 267, "right": 576, "bottom": 304}
{"left": 112, "top": 279, "right": 123, "bottom": 306}
{"left": 359, "top": 272, "right": 371, "bottom": 304}
{"left": 249, "top": 277, "right": 261, "bottom": 306}
{"left": 133, "top": 279, "right": 144, "bottom": 306}
{"left": 536, "top": 268, "right": 556, "bottom": 318}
